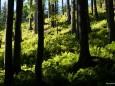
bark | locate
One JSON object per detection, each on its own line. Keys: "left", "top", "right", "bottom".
{"left": 94, "top": 0, "right": 98, "bottom": 20}
{"left": 28, "top": 0, "right": 33, "bottom": 30}
{"left": 0, "top": 0, "right": 1, "bottom": 15}
{"left": 35, "top": 0, "right": 44, "bottom": 85}
{"left": 106, "top": 0, "right": 115, "bottom": 43}
{"left": 51, "top": 2, "right": 55, "bottom": 27}
{"left": 99, "top": 1, "right": 102, "bottom": 8}
{"left": 78, "top": 0, "right": 91, "bottom": 62}
{"left": 76, "top": 0, "right": 79, "bottom": 39}
{"left": 91, "top": 0, "right": 93, "bottom": 14}
{"left": 66, "top": 0, "right": 71, "bottom": 23}
{"left": 34, "top": 0, "right": 38, "bottom": 34}
{"left": 71, "top": 0, "right": 76, "bottom": 33}
{"left": 13, "top": 0, "right": 23, "bottom": 74}
{"left": 48, "top": 0, "right": 51, "bottom": 18}
{"left": 62, "top": 0, "right": 64, "bottom": 15}
{"left": 4, "top": 0, "right": 14, "bottom": 86}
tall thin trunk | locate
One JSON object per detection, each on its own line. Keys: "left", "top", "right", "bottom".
{"left": 87, "top": 2, "right": 91, "bottom": 33}
{"left": 76, "top": 0, "right": 79, "bottom": 39}
{"left": 34, "top": 0, "right": 38, "bottom": 34}
{"left": 66, "top": 0, "right": 71, "bottom": 23}
{"left": 91, "top": 0, "right": 93, "bottom": 14}
{"left": 0, "top": 0, "right": 1, "bottom": 15}
{"left": 48, "top": 0, "right": 51, "bottom": 18}
{"left": 62, "top": 0, "right": 64, "bottom": 15}
{"left": 99, "top": 1, "right": 102, "bottom": 8}
{"left": 51, "top": 2, "right": 55, "bottom": 27}
{"left": 28, "top": 0, "right": 33, "bottom": 30}
{"left": 4, "top": 0, "right": 14, "bottom": 85}
{"left": 94, "top": 0, "right": 98, "bottom": 20}
{"left": 71, "top": 0, "right": 76, "bottom": 33}
{"left": 107, "top": 0, "right": 115, "bottom": 43}
{"left": 55, "top": 0, "right": 58, "bottom": 14}
{"left": 35, "top": 0, "right": 44, "bottom": 85}
{"left": 13, "top": 0, "right": 23, "bottom": 74}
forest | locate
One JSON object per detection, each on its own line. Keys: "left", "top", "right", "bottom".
{"left": 0, "top": 0, "right": 115, "bottom": 86}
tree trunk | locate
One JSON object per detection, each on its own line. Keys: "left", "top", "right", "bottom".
{"left": 99, "top": 1, "right": 102, "bottom": 8}
{"left": 51, "top": 2, "right": 55, "bottom": 27}
{"left": 94, "top": 0, "right": 98, "bottom": 20}
{"left": 4, "top": 0, "right": 14, "bottom": 86}
{"left": 87, "top": 3, "right": 91, "bottom": 33}
{"left": 76, "top": 0, "right": 79, "bottom": 39}
{"left": 78, "top": 0, "right": 91, "bottom": 62}
{"left": 35, "top": 0, "right": 44, "bottom": 85}
{"left": 91, "top": 0, "right": 93, "bottom": 14}
{"left": 106, "top": 0, "right": 115, "bottom": 43}
{"left": 66, "top": 0, "right": 71, "bottom": 23}
{"left": 0, "top": 0, "right": 1, "bottom": 15}
{"left": 13, "top": 0, "right": 23, "bottom": 75}
{"left": 28, "top": 0, "right": 33, "bottom": 30}
{"left": 34, "top": 0, "right": 38, "bottom": 34}
{"left": 55, "top": 0, "right": 58, "bottom": 14}
{"left": 71, "top": 0, "right": 76, "bottom": 33}
{"left": 48, "top": 0, "right": 51, "bottom": 18}
{"left": 62, "top": 0, "right": 64, "bottom": 15}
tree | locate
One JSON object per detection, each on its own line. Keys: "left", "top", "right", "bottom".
{"left": 99, "top": 0, "right": 102, "bottom": 8}
{"left": 13, "top": 0, "right": 23, "bottom": 75}
{"left": 34, "top": 0, "right": 38, "bottom": 34}
{"left": 28, "top": 0, "right": 33, "bottom": 30}
{"left": 106, "top": 0, "right": 115, "bottom": 43}
{"left": 0, "top": 0, "right": 1, "bottom": 15}
{"left": 94, "top": 0, "right": 98, "bottom": 20}
{"left": 62, "top": 0, "right": 64, "bottom": 15}
{"left": 91, "top": 0, "right": 93, "bottom": 14}
{"left": 78, "top": 0, "right": 91, "bottom": 63}
{"left": 51, "top": 1, "right": 55, "bottom": 27}
{"left": 48, "top": 0, "right": 51, "bottom": 18}
{"left": 70, "top": 0, "right": 76, "bottom": 33}
{"left": 35, "top": 0, "right": 44, "bottom": 85}
{"left": 66, "top": 0, "right": 71, "bottom": 23}
{"left": 4, "top": 0, "right": 14, "bottom": 86}
{"left": 55, "top": 0, "right": 58, "bottom": 14}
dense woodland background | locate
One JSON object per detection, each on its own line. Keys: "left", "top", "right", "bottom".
{"left": 0, "top": 0, "right": 115, "bottom": 86}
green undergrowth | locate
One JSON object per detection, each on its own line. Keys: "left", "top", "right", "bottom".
{"left": 0, "top": 10, "right": 115, "bottom": 85}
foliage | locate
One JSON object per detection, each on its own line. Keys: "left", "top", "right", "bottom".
{"left": 0, "top": 6, "right": 115, "bottom": 86}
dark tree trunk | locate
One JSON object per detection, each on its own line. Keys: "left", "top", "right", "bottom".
{"left": 87, "top": 2, "right": 91, "bottom": 33}
{"left": 71, "top": 0, "right": 76, "bottom": 33}
{"left": 13, "top": 0, "right": 23, "bottom": 75}
{"left": 62, "top": 0, "right": 64, "bottom": 15}
{"left": 34, "top": 0, "right": 38, "bottom": 34}
{"left": 78, "top": 0, "right": 91, "bottom": 62}
{"left": 4, "top": 0, "right": 14, "bottom": 86}
{"left": 105, "top": 0, "right": 108, "bottom": 23}
{"left": 0, "top": 0, "right": 1, "bottom": 15}
{"left": 48, "top": 0, "right": 51, "bottom": 18}
{"left": 106, "top": 0, "right": 115, "bottom": 43}
{"left": 55, "top": 0, "right": 58, "bottom": 14}
{"left": 35, "top": 0, "right": 44, "bottom": 85}
{"left": 28, "top": 0, "right": 33, "bottom": 30}
{"left": 94, "top": 0, "right": 98, "bottom": 20}
{"left": 66, "top": 0, "right": 71, "bottom": 23}
{"left": 91, "top": 0, "right": 93, "bottom": 14}
{"left": 99, "top": 1, "right": 102, "bottom": 8}
{"left": 51, "top": 2, "right": 55, "bottom": 27}
{"left": 76, "top": 0, "right": 79, "bottom": 39}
